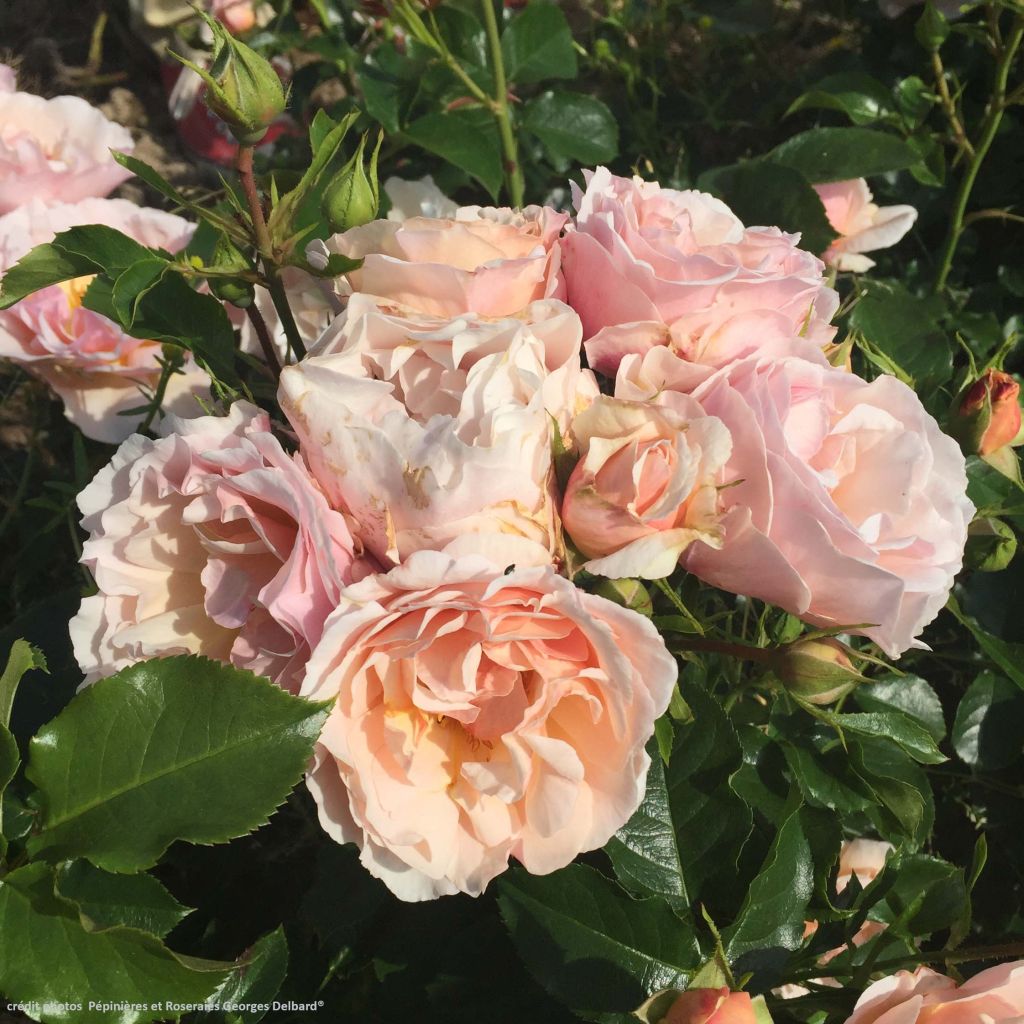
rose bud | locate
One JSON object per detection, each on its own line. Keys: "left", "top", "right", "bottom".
{"left": 953, "top": 370, "right": 1022, "bottom": 456}
{"left": 322, "top": 131, "right": 382, "bottom": 234}
{"left": 664, "top": 988, "right": 756, "bottom": 1024}
{"left": 173, "top": 9, "right": 286, "bottom": 144}
{"left": 770, "top": 637, "right": 868, "bottom": 706}
{"left": 592, "top": 577, "right": 654, "bottom": 617}
{"left": 964, "top": 516, "right": 1017, "bottom": 573}
{"left": 206, "top": 232, "right": 256, "bottom": 308}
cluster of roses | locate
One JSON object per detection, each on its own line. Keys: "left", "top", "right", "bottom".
{"left": 60, "top": 164, "right": 976, "bottom": 903}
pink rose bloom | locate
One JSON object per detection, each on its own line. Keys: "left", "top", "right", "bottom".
{"left": 280, "top": 302, "right": 594, "bottom": 569}
{"left": 316, "top": 203, "right": 567, "bottom": 318}
{"left": 0, "top": 65, "right": 15, "bottom": 93}
{"left": 71, "top": 402, "right": 369, "bottom": 693}
{"left": 562, "top": 167, "right": 838, "bottom": 380}
{"left": 0, "top": 88, "right": 133, "bottom": 213}
{"left": 617, "top": 354, "right": 972, "bottom": 656}
{"left": 302, "top": 549, "right": 677, "bottom": 899}
{"left": 814, "top": 179, "right": 917, "bottom": 273}
{"left": 561, "top": 394, "right": 732, "bottom": 578}
{"left": 844, "top": 962, "right": 1024, "bottom": 1024}
{"left": 384, "top": 175, "right": 457, "bottom": 221}
{"left": 209, "top": 0, "right": 257, "bottom": 32}
{"left": 0, "top": 198, "right": 210, "bottom": 443}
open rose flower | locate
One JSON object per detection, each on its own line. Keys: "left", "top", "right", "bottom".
{"left": 384, "top": 175, "right": 457, "bottom": 221}
{"left": 302, "top": 549, "right": 677, "bottom": 899}
{"left": 618, "top": 354, "right": 972, "bottom": 656}
{"left": 0, "top": 87, "right": 133, "bottom": 212}
{"left": 280, "top": 302, "right": 595, "bottom": 569}
{"left": 71, "top": 402, "right": 369, "bottom": 693}
{"left": 561, "top": 394, "right": 732, "bottom": 578}
{"left": 308, "top": 295, "right": 595, "bottom": 434}
{"left": 313, "top": 203, "right": 567, "bottom": 318}
{"left": 0, "top": 198, "right": 210, "bottom": 442}
{"left": 562, "top": 167, "right": 838, "bottom": 381}
{"left": 814, "top": 179, "right": 917, "bottom": 273}
{"left": 843, "top": 962, "right": 1024, "bottom": 1024}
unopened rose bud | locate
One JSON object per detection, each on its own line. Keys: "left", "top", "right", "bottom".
{"left": 663, "top": 988, "right": 756, "bottom": 1024}
{"left": 592, "top": 578, "right": 654, "bottom": 617}
{"left": 964, "top": 516, "right": 1017, "bottom": 573}
{"left": 771, "top": 637, "right": 867, "bottom": 706}
{"left": 321, "top": 132, "right": 382, "bottom": 234}
{"left": 953, "top": 370, "right": 1022, "bottom": 456}
{"left": 206, "top": 233, "right": 256, "bottom": 308}
{"left": 173, "top": 8, "right": 286, "bottom": 144}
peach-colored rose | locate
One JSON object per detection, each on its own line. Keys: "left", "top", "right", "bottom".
{"left": 384, "top": 175, "right": 457, "bottom": 221}
{"left": 957, "top": 369, "right": 1022, "bottom": 456}
{"left": 844, "top": 962, "right": 1024, "bottom": 1024}
{"left": 814, "top": 179, "right": 917, "bottom": 273}
{"left": 316, "top": 203, "right": 567, "bottom": 318}
{"left": 563, "top": 167, "right": 838, "bottom": 381}
{"left": 617, "top": 353, "right": 973, "bottom": 656}
{"left": 210, "top": 0, "right": 257, "bottom": 32}
{"left": 0, "top": 88, "right": 133, "bottom": 212}
{"left": 280, "top": 303, "right": 593, "bottom": 569}
{"left": 561, "top": 394, "right": 731, "bottom": 578}
{"left": 308, "top": 294, "right": 595, "bottom": 435}
{"left": 302, "top": 549, "right": 677, "bottom": 899}
{"left": 664, "top": 989, "right": 756, "bottom": 1024}
{"left": 0, "top": 198, "right": 210, "bottom": 442}
{"left": 71, "top": 402, "right": 370, "bottom": 693}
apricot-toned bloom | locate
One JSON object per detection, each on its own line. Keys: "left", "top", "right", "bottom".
{"left": 302, "top": 550, "right": 677, "bottom": 900}
{"left": 0, "top": 87, "right": 133, "bottom": 212}
{"left": 814, "top": 179, "right": 917, "bottom": 273}
{"left": 0, "top": 198, "right": 210, "bottom": 442}
{"left": 664, "top": 989, "right": 756, "bottom": 1024}
{"left": 71, "top": 403, "right": 369, "bottom": 693}
{"left": 956, "top": 369, "right": 1022, "bottom": 456}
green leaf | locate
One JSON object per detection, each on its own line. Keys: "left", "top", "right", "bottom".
{"left": 26, "top": 655, "right": 329, "bottom": 872}
{"left": 875, "top": 853, "right": 967, "bottom": 937}
{"left": 55, "top": 861, "right": 192, "bottom": 938}
{"left": 111, "top": 258, "right": 169, "bottom": 329}
{"left": 829, "top": 711, "right": 947, "bottom": 765}
{"left": 850, "top": 282, "right": 951, "bottom": 389}
{"left": 497, "top": 864, "right": 700, "bottom": 1016}
{"left": 768, "top": 127, "right": 920, "bottom": 183}
{"left": 698, "top": 160, "right": 837, "bottom": 256}
{"left": 947, "top": 595, "right": 1024, "bottom": 692}
{"left": 48, "top": 225, "right": 156, "bottom": 277}
{"left": 723, "top": 801, "right": 814, "bottom": 964}
{"left": 0, "top": 243, "right": 91, "bottom": 309}
{"left": 523, "top": 90, "right": 619, "bottom": 166}
{"left": 1, "top": 638, "right": 46, "bottom": 729}
{"left": 951, "top": 671, "right": 1024, "bottom": 770}
{"left": 213, "top": 926, "right": 288, "bottom": 1024}
{"left": 357, "top": 43, "right": 409, "bottom": 135}
{"left": 404, "top": 109, "right": 504, "bottom": 200}
{"left": 855, "top": 676, "right": 946, "bottom": 743}
{"left": 502, "top": 3, "right": 578, "bottom": 84}
{"left": 606, "top": 738, "right": 688, "bottom": 911}
{"left": 0, "top": 862, "right": 230, "bottom": 1024}
{"left": 850, "top": 737, "right": 933, "bottom": 846}
{"left": 894, "top": 76, "right": 937, "bottom": 129}
{"left": 786, "top": 72, "right": 895, "bottom": 125}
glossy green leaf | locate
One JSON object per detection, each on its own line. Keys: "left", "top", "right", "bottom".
{"left": 404, "top": 109, "right": 504, "bottom": 199}
{"left": 0, "top": 243, "right": 90, "bottom": 309}
{"left": 55, "top": 861, "right": 193, "bottom": 938}
{"left": 213, "top": 926, "right": 288, "bottom": 1024}
{"left": 855, "top": 676, "right": 946, "bottom": 743}
{"left": 850, "top": 737, "right": 933, "bottom": 846}
{"left": 111, "top": 258, "right": 168, "bottom": 328}
{"left": 523, "top": 90, "right": 619, "bottom": 166}
{"left": 0, "top": 862, "right": 229, "bottom": 1024}
{"left": 723, "top": 801, "right": 814, "bottom": 963}
{"left": 947, "top": 595, "right": 1024, "bottom": 692}
{"left": 502, "top": 3, "right": 577, "bottom": 84}
{"left": 769, "top": 127, "right": 920, "bottom": 183}
{"left": 786, "top": 72, "right": 895, "bottom": 125}
{"left": 497, "top": 864, "right": 700, "bottom": 1015}
{"left": 875, "top": 853, "right": 967, "bottom": 937}
{"left": 699, "top": 160, "right": 837, "bottom": 256}
{"left": 829, "top": 711, "right": 947, "bottom": 764}
{"left": 26, "top": 655, "right": 330, "bottom": 872}
{"left": 951, "top": 671, "right": 1024, "bottom": 770}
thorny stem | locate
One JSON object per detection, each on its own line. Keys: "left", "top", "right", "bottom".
{"left": 245, "top": 303, "right": 283, "bottom": 378}
{"left": 931, "top": 50, "right": 974, "bottom": 160}
{"left": 672, "top": 637, "right": 775, "bottom": 663}
{"left": 480, "top": 0, "right": 525, "bottom": 208}
{"left": 932, "top": 15, "right": 1024, "bottom": 293}
{"left": 236, "top": 144, "right": 306, "bottom": 360}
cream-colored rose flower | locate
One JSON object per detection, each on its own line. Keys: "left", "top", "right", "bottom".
{"left": 561, "top": 395, "right": 731, "bottom": 578}
{"left": 302, "top": 550, "right": 677, "bottom": 900}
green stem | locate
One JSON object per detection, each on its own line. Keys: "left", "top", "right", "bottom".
{"left": 236, "top": 145, "right": 306, "bottom": 360}
{"left": 672, "top": 637, "right": 774, "bottom": 663}
{"left": 933, "top": 16, "right": 1024, "bottom": 293}
{"left": 480, "top": 0, "right": 525, "bottom": 208}
{"left": 140, "top": 347, "right": 182, "bottom": 436}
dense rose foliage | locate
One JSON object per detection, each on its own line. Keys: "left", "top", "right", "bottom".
{"left": 302, "top": 550, "right": 677, "bottom": 899}
{"left": 71, "top": 403, "right": 369, "bottom": 693}
{"left": 0, "top": 198, "right": 210, "bottom": 442}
